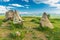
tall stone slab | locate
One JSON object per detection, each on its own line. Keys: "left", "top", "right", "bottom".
{"left": 40, "top": 12, "right": 54, "bottom": 29}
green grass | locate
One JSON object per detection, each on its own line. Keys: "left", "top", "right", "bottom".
{"left": 0, "top": 16, "right": 60, "bottom": 40}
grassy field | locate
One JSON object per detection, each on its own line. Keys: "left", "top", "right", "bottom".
{"left": 0, "top": 16, "right": 60, "bottom": 40}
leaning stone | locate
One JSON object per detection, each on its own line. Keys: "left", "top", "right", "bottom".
{"left": 40, "top": 12, "right": 54, "bottom": 29}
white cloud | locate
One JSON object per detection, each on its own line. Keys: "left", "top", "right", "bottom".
{"left": 0, "top": 6, "right": 8, "bottom": 13}
{"left": 33, "top": 0, "right": 59, "bottom": 4}
{"left": 24, "top": 5, "right": 30, "bottom": 6}
{"left": 19, "top": 12, "right": 28, "bottom": 14}
{"left": 0, "top": 5, "right": 14, "bottom": 13}
{"left": 26, "top": 6, "right": 29, "bottom": 8}
{"left": 0, "top": 5, "right": 29, "bottom": 13}
{"left": 6, "top": 6, "right": 14, "bottom": 9}
{"left": 33, "top": 0, "right": 60, "bottom": 9}
{"left": 0, "top": 0, "right": 10, "bottom": 2}
{"left": 33, "top": 0, "right": 45, "bottom": 4}
{"left": 24, "top": 5, "right": 30, "bottom": 9}
{"left": 9, "top": 4, "right": 24, "bottom": 7}
{"left": 9, "top": 4, "right": 30, "bottom": 9}
{"left": 45, "top": 0, "right": 60, "bottom": 9}
{"left": 22, "top": 0, "right": 29, "bottom": 2}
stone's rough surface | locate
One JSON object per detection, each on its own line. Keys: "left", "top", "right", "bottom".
{"left": 5, "top": 10, "right": 14, "bottom": 21}
{"left": 40, "top": 12, "right": 54, "bottom": 29}
{"left": 13, "top": 10, "right": 23, "bottom": 24}
{"left": 5, "top": 10, "right": 23, "bottom": 24}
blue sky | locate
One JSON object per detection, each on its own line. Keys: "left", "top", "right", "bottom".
{"left": 0, "top": 0, "right": 60, "bottom": 14}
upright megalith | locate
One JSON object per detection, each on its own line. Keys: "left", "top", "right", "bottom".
{"left": 13, "top": 10, "right": 23, "bottom": 24}
{"left": 4, "top": 10, "right": 23, "bottom": 24}
{"left": 5, "top": 10, "right": 14, "bottom": 21}
{"left": 40, "top": 12, "right": 54, "bottom": 29}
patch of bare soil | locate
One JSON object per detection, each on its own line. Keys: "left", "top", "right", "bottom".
{"left": 0, "top": 28, "right": 10, "bottom": 38}
{"left": 23, "top": 28, "right": 48, "bottom": 40}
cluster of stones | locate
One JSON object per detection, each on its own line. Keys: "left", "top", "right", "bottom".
{"left": 4, "top": 10, "right": 54, "bottom": 29}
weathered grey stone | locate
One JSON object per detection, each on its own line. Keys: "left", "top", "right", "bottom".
{"left": 13, "top": 10, "right": 23, "bottom": 24}
{"left": 40, "top": 12, "right": 54, "bottom": 29}
{"left": 5, "top": 10, "right": 14, "bottom": 21}
{"left": 5, "top": 10, "right": 23, "bottom": 24}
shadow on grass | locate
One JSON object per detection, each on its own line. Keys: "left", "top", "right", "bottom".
{"left": 6, "top": 21, "right": 24, "bottom": 30}
{"left": 33, "top": 26, "right": 53, "bottom": 32}
{"left": 33, "top": 26, "right": 55, "bottom": 40}
{"left": 9, "top": 30, "right": 26, "bottom": 40}
{"left": 33, "top": 26, "right": 60, "bottom": 40}
{"left": 31, "top": 19, "right": 40, "bottom": 24}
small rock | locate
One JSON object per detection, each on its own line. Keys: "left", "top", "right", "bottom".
{"left": 16, "top": 31, "right": 20, "bottom": 37}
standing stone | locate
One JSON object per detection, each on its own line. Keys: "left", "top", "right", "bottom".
{"left": 40, "top": 12, "right": 54, "bottom": 29}
{"left": 13, "top": 10, "right": 23, "bottom": 24}
{"left": 5, "top": 10, "right": 14, "bottom": 21}
{"left": 5, "top": 10, "right": 23, "bottom": 24}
